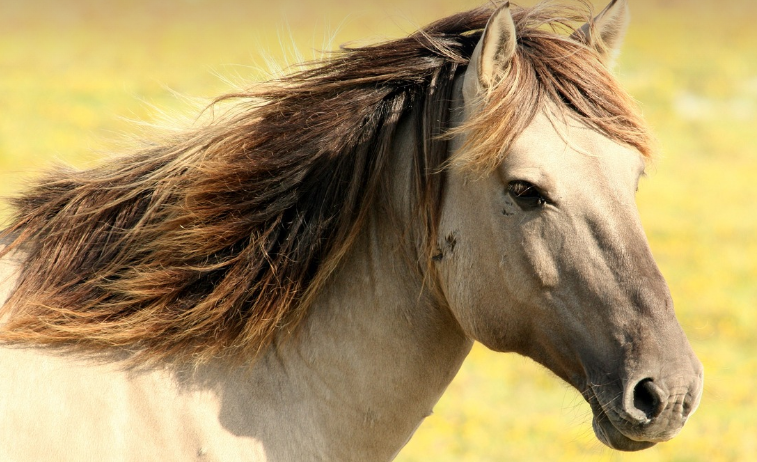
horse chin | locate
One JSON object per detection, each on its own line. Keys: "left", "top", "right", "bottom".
{"left": 592, "top": 415, "right": 656, "bottom": 452}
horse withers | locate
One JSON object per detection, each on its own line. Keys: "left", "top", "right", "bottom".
{"left": 0, "top": 1, "right": 702, "bottom": 460}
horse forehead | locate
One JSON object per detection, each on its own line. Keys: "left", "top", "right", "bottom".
{"left": 505, "top": 112, "right": 644, "bottom": 181}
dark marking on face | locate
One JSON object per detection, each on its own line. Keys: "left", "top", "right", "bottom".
{"left": 433, "top": 231, "right": 459, "bottom": 263}
{"left": 445, "top": 232, "right": 458, "bottom": 253}
{"left": 502, "top": 197, "right": 518, "bottom": 215}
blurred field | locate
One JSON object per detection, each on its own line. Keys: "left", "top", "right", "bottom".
{"left": 1, "top": 0, "right": 755, "bottom": 460}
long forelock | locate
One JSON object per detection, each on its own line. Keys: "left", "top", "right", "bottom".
{"left": 453, "top": 2, "right": 655, "bottom": 172}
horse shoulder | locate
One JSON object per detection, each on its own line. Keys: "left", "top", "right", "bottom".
{"left": 0, "top": 347, "right": 273, "bottom": 461}
{"left": 0, "top": 237, "right": 273, "bottom": 461}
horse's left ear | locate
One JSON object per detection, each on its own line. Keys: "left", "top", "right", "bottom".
{"left": 571, "top": 0, "right": 630, "bottom": 68}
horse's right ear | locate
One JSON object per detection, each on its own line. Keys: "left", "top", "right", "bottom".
{"left": 464, "top": 2, "right": 517, "bottom": 99}
{"left": 571, "top": 0, "right": 630, "bottom": 68}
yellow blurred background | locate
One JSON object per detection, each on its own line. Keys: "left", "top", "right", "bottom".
{"left": 1, "top": 0, "right": 755, "bottom": 460}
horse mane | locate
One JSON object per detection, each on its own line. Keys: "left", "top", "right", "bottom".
{"left": 0, "top": 2, "right": 653, "bottom": 365}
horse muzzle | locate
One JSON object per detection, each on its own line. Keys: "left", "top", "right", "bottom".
{"left": 584, "top": 369, "right": 704, "bottom": 451}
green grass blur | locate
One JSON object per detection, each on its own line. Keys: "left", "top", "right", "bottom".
{"left": 1, "top": 0, "right": 755, "bottom": 460}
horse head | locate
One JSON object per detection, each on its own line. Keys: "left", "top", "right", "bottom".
{"left": 436, "top": 0, "right": 703, "bottom": 451}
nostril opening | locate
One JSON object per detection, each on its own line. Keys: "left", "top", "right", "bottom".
{"left": 633, "top": 378, "right": 663, "bottom": 420}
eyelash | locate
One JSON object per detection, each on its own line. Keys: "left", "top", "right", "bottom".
{"left": 508, "top": 180, "right": 547, "bottom": 208}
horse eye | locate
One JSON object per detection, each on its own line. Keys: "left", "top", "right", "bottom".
{"left": 508, "top": 180, "right": 547, "bottom": 209}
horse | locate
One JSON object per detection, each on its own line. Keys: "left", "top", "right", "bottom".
{"left": 0, "top": 1, "right": 703, "bottom": 460}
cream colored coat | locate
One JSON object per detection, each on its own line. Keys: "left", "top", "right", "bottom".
{"left": 0, "top": 2, "right": 702, "bottom": 460}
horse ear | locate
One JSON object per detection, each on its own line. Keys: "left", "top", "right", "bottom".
{"left": 571, "top": 0, "right": 630, "bottom": 68}
{"left": 465, "top": 2, "right": 517, "bottom": 97}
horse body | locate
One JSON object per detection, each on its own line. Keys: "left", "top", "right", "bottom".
{"left": 0, "top": 2, "right": 703, "bottom": 460}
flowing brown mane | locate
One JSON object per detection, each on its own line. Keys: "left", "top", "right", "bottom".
{"left": 0, "top": 2, "right": 653, "bottom": 365}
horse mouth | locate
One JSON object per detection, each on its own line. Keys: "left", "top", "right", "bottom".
{"left": 591, "top": 413, "right": 656, "bottom": 451}
{"left": 584, "top": 388, "right": 657, "bottom": 452}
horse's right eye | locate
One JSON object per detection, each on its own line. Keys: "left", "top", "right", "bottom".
{"left": 508, "top": 180, "right": 547, "bottom": 209}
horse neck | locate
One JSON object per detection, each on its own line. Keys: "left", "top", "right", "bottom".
{"left": 211, "top": 113, "right": 472, "bottom": 461}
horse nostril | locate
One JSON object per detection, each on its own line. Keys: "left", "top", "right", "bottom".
{"left": 632, "top": 378, "right": 665, "bottom": 421}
